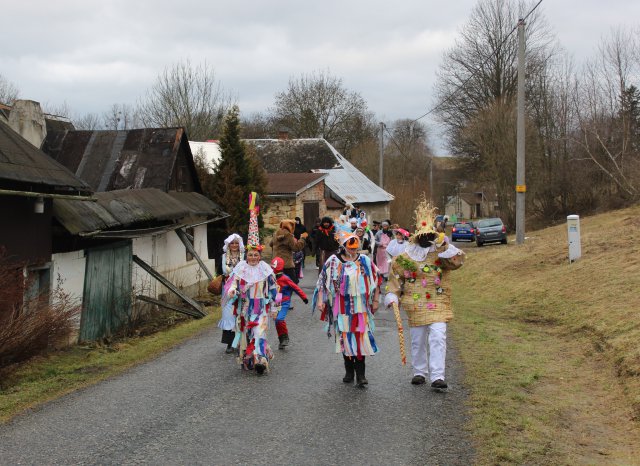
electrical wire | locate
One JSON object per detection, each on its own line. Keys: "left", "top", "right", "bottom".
{"left": 410, "top": 0, "right": 544, "bottom": 124}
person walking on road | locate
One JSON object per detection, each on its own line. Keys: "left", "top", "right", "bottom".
{"left": 315, "top": 216, "right": 340, "bottom": 272}
{"left": 270, "top": 219, "right": 307, "bottom": 284}
{"left": 217, "top": 233, "right": 245, "bottom": 353}
{"left": 271, "top": 256, "right": 308, "bottom": 349}
{"left": 222, "top": 193, "right": 280, "bottom": 375}
{"left": 313, "top": 231, "right": 381, "bottom": 387}
{"left": 374, "top": 221, "right": 393, "bottom": 278}
{"left": 384, "top": 199, "right": 465, "bottom": 391}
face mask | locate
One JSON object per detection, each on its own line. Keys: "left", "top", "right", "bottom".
{"left": 417, "top": 233, "right": 436, "bottom": 248}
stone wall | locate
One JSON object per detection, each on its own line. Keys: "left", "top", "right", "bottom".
{"left": 264, "top": 180, "right": 326, "bottom": 227}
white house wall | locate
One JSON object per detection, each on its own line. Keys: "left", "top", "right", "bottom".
{"left": 51, "top": 250, "right": 86, "bottom": 308}
{"left": 132, "top": 224, "right": 214, "bottom": 299}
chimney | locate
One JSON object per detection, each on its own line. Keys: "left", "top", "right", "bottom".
{"left": 8, "top": 100, "right": 47, "bottom": 148}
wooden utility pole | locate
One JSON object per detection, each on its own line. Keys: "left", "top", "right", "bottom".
{"left": 516, "top": 18, "right": 526, "bottom": 245}
{"left": 379, "top": 122, "right": 384, "bottom": 188}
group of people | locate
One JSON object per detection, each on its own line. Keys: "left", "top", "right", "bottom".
{"left": 213, "top": 194, "right": 466, "bottom": 391}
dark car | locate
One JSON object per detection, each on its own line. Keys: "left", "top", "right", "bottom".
{"left": 451, "top": 222, "right": 475, "bottom": 242}
{"left": 475, "top": 218, "right": 507, "bottom": 246}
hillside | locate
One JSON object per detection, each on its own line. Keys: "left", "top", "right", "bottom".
{"left": 451, "top": 204, "right": 640, "bottom": 465}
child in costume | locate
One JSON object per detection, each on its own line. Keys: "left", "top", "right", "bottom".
{"left": 271, "top": 257, "right": 309, "bottom": 349}
{"left": 221, "top": 193, "right": 280, "bottom": 375}
{"left": 385, "top": 197, "right": 465, "bottom": 390}
{"left": 313, "top": 231, "right": 381, "bottom": 387}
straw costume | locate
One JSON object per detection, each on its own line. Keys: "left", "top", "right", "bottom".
{"left": 221, "top": 193, "right": 280, "bottom": 375}
{"left": 384, "top": 197, "right": 465, "bottom": 390}
{"left": 313, "top": 231, "right": 381, "bottom": 387}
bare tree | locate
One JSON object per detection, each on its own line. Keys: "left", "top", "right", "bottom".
{"left": 241, "top": 111, "right": 276, "bottom": 139}
{"left": 435, "top": 0, "right": 555, "bottom": 159}
{"left": 73, "top": 113, "right": 102, "bottom": 130}
{"left": 0, "top": 74, "right": 20, "bottom": 105}
{"left": 271, "top": 70, "right": 374, "bottom": 156}
{"left": 103, "top": 103, "right": 139, "bottom": 130}
{"left": 572, "top": 27, "right": 640, "bottom": 201}
{"left": 137, "top": 59, "right": 235, "bottom": 140}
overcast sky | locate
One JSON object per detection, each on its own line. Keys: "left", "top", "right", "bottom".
{"left": 2, "top": 0, "right": 639, "bottom": 154}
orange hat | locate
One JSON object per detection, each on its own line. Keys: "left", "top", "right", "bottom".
{"left": 271, "top": 257, "right": 284, "bottom": 273}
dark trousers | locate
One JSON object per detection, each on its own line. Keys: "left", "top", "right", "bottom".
{"left": 283, "top": 267, "right": 298, "bottom": 284}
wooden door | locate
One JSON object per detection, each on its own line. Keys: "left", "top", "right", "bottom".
{"left": 303, "top": 202, "right": 320, "bottom": 231}
{"left": 80, "top": 242, "right": 132, "bottom": 341}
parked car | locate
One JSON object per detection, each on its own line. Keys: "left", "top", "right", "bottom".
{"left": 451, "top": 221, "right": 476, "bottom": 242}
{"left": 475, "top": 218, "right": 507, "bottom": 246}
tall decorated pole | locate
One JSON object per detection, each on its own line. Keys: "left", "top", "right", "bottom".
{"left": 246, "top": 191, "right": 262, "bottom": 250}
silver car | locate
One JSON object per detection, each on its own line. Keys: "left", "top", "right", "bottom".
{"left": 475, "top": 218, "right": 507, "bottom": 246}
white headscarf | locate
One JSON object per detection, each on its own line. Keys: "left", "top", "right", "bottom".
{"left": 223, "top": 233, "right": 245, "bottom": 253}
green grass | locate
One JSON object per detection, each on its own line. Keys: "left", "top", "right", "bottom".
{"left": 0, "top": 312, "right": 218, "bottom": 424}
{"left": 449, "top": 204, "right": 640, "bottom": 464}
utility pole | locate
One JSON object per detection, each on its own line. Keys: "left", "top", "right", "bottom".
{"left": 429, "top": 155, "right": 434, "bottom": 203}
{"left": 516, "top": 18, "right": 526, "bottom": 245}
{"left": 379, "top": 122, "right": 384, "bottom": 188}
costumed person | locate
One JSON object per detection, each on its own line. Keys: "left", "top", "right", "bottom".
{"left": 357, "top": 210, "right": 367, "bottom": 227}
{"left": 354, "top": 225, "right": 371, "bottom": 255}
{"left": 384, "top": 197, "right": 465, "bottom": 391}
{"left": 349, "top": 217, "right": 358, "bottom": 232}
{"left": 271, "top": 257, "right": 309, "bottom": 349}
{"left": 312, "top": 231, "right": 381, "bottom": 387}
{"left": 386, "top": 227, "right": 410, "bottom": 265}
{"left": 374, "top": 221, "right": 393, "bottom": 278}
{"left": 269, "top": 219, "right": 307, "bottom": 284}
{"left": 315, "top": 216, "right": 340, "bottom": 272}
{"left": 222, "top": 193, "right": 280, "bottom": 375}
{"left": 217, "top": 233, "right": 245, "bottom": 353}
{"left": 293, "top": 217, "right": 308, "bottom": 272}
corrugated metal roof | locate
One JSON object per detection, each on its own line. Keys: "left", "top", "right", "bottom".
{"left": 43, "top": 127, "right": 201, "bottom": 193}
{"left": 266, "top": 172, "right": 326, "bottom": 196}
{"left": 54, "top": 188, "right": 227, "bottom": 235}
{"left": 166, "top": 191, "right": 227, "bottom": 218}
{"left": 248, "top": 138, "right": 393, "bottom": 205}
{"left": 0, "top": 119, "right": 91, "bottom": 194}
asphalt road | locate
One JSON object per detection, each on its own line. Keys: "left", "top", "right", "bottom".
{"left": 0, "top": 266, "right": 474, "bottom": 466}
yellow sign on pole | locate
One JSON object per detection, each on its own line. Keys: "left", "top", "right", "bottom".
{"left": 515, "top": 185, "right": 526, "bottom": 193}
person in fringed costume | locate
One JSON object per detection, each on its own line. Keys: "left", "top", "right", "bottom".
{"left": 221, "top": 193, "right": 280, "bottom": 375}
{"left": 374, "top": 221, "right": 393, "bottom": 278}
{"left": 313, "top": 231, "right": 381, "bottom": 387}
{"left": 385, "top": 196, "right": 465, "bottom": 391}
{"left": 217, "top": 233, "right": 245, "bottom": 353}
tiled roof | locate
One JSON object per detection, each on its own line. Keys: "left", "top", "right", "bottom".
{"left": 266, "top": 172, "right": 326, "bottom": 196}
{"left": 248, "top": 138, "right": 394, "bottom": 204}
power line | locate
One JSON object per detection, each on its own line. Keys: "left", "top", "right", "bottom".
{"left": 411, "top": 0, "right": 544, "bottom": 124}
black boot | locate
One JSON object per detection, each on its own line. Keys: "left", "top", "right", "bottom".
{"left": 278, "top": 334, "right": 289, "bottom": 350}
{"left": 342, "top": 355, "right": 355, "bottom": 383}
{"left": 355, "top": 357, "right": 368, "bottom": 387}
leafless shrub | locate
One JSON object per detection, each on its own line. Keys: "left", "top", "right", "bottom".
{"left": 0, "top": 255, "right": 80, "bottom": 368}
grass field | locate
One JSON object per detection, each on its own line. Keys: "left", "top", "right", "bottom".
{"left": 450, "top": 204, "right": 640, "bottom": 464}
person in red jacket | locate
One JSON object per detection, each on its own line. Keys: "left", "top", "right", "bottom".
{"left": 271, "top": 256, "right": 308, "bottom": 349}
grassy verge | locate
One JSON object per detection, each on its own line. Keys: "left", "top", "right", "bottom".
{"left": 0, "top": 310, "right": 219, "bottom": 424}
{"left": 450, "top": 204, "right": 640, "bottom": 465}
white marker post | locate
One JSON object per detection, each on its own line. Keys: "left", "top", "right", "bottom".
{"left": 567, "top": 215, "right": 581, "bottom": 263}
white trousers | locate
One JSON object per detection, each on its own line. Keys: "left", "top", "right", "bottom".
{"left": 410, "top": 323, "right": 447, "bottom": 382}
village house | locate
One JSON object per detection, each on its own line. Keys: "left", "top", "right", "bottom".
{"left": 1, "top": 101, "right": 228, "bottom": 341}
{"left": 0, "top": 118, "right": 91, "bottom": 320}
{"left": 190, "top": 137, "right": 393, "bottom": 229}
